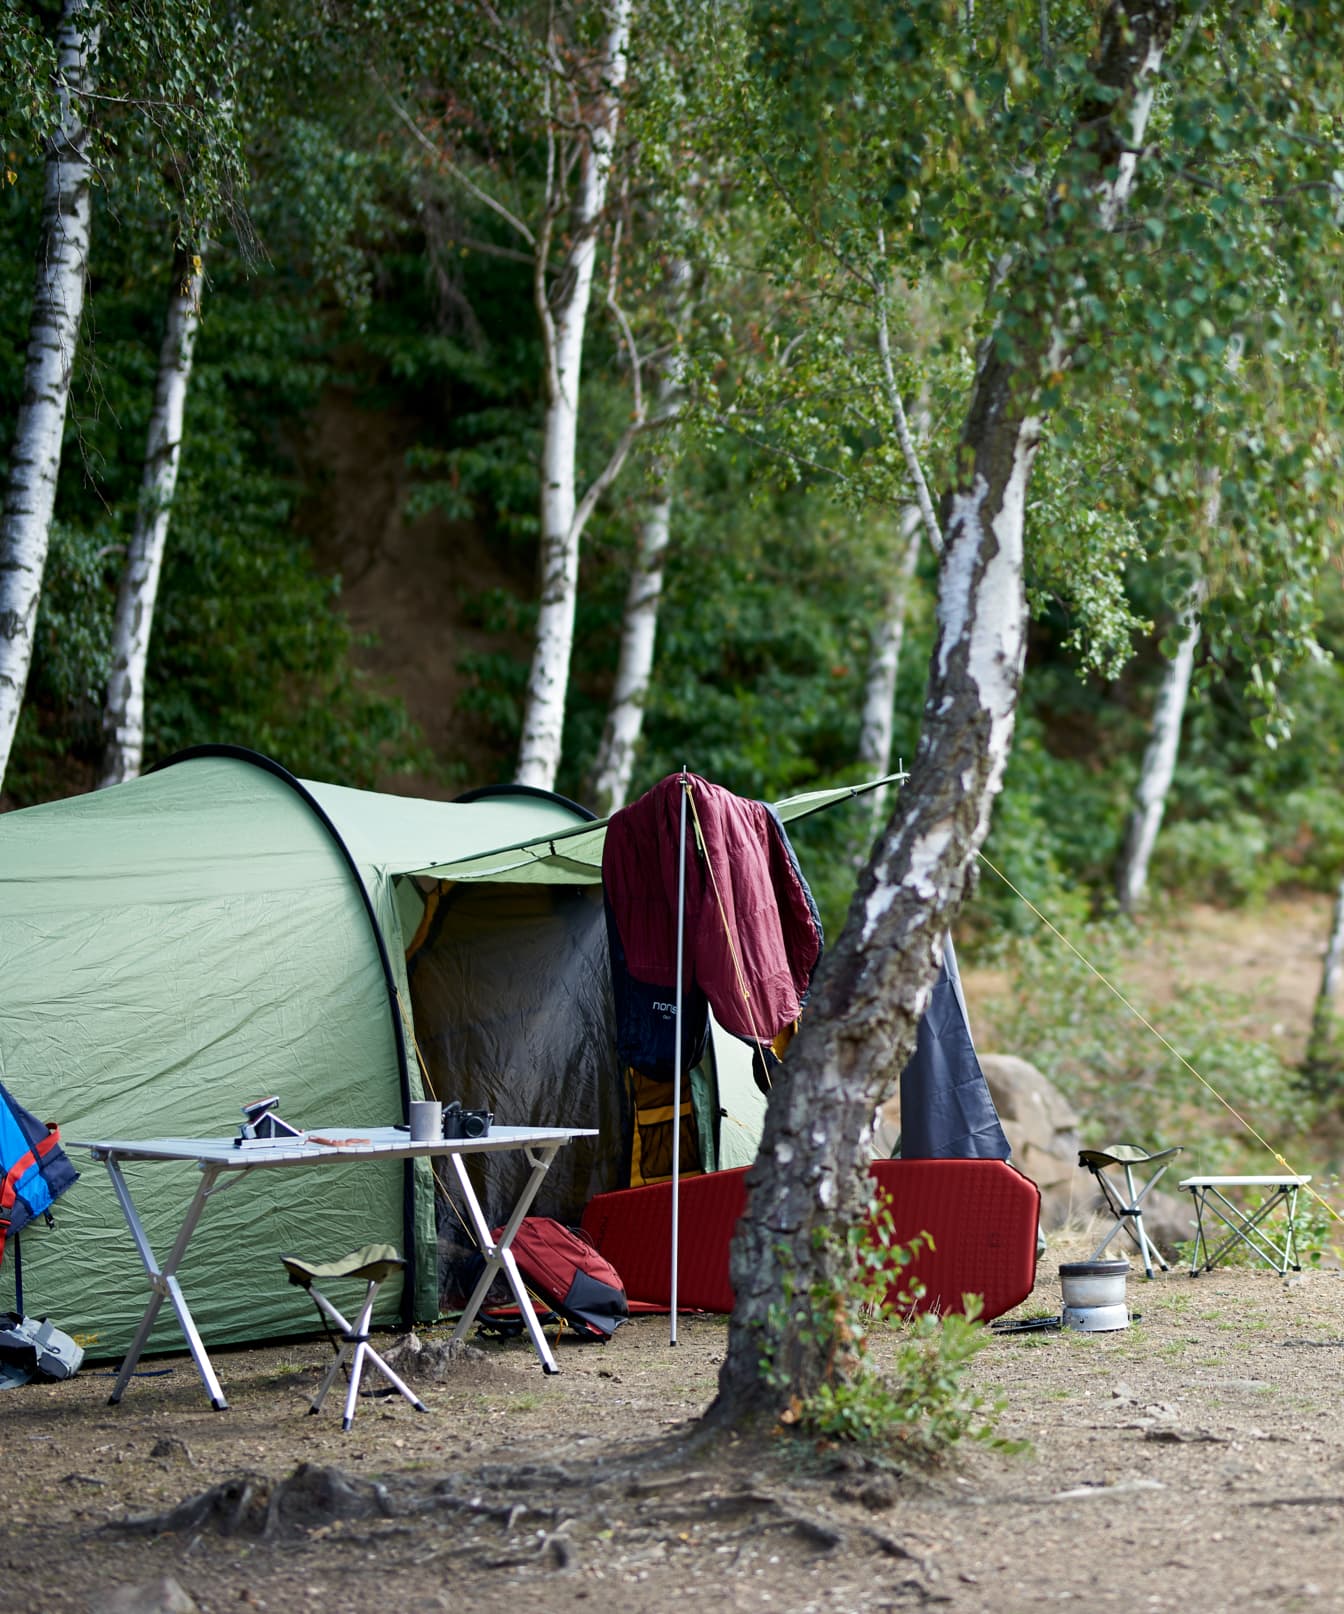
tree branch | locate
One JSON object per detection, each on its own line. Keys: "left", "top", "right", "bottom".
{"left": 605, "top": 216, "right": 644, "bottom": 422}
{"left": 875, "top": 230, "right": 942, "bottom": 557}
{"left": 383, "top": 90, "right": 535, "bottom": 249}
{"left": 569, "top": 412, "right": 678, "bottom": 546}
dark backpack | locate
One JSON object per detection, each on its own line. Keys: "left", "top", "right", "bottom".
{"left": 488, "top": 1217, "right": 628, "bottom": 1341}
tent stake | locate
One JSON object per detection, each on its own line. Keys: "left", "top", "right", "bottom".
{"left": 670, "top": 768, "right": 689, "bottom": 1345}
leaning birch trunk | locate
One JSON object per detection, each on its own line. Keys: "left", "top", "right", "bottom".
{"left": 1305, "top": 875, "right": 1344, "bottom": 1079}
{"left": 856, "top": 505, "right": 922, "bottom": 828}
{"left": 0, "top": 0, "right": 99, "bottom": 792}
{"left": 98, "top": 249, "right": 206, "bottom": 788}
{"left": 586, "top": 348, "right": 684, "bottom": 816}
{"left": 710, "top": 0, "right": 1171, "bottom": 1421}
{"left": 1115, "top": 595, "right": 1201, "bottom": 912}
{"left": 514, "top": 0, "right": 632, "bottom": 790}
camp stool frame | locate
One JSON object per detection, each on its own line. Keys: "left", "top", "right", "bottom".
{"left": 1079, "top": 1143, "right": 1182, "bottom": 1279}
{"left": 1178, "top": 1175, "right": 1312, "bottom": 1277}
{"left": 281, "top": 1244, "right": 428, "bottom": 1429}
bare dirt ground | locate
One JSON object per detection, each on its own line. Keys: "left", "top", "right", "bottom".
{"left": 6, "top": 1221, "right": 1344, "bottom": 1614}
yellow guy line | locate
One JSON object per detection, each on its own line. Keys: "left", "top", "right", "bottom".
{"left": 976, "top": 850, "right": 1342, "bottom": 1229}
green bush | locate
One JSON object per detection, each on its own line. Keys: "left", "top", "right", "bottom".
{"left": 1152, "top": 811, "right": 1284, "bottom": 907}
{"left": 760, "top": 1195, "right": 1013, "bottom": 1459}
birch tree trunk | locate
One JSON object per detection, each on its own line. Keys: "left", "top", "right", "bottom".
{"left": 586, "top": 342, "right": 686, "bottom": 816}
{"left": 710, "top": 0, "right": 1172, "bottom": 1422}
{"left": 514, "top": 0, "right": 632, "bottom": 790}
{"left": 0, "top": 0, "right": 98, "bottom": 793}
{"left": 856, "top": 504, "right": 922, "bottom": 825}
{"left": 98, "top": 249, "right": 206, "bottom": 789}
{"left": 586, "top": 476, "right": 672, "bottom": 817}
{"left": 1305, "top": 875, "right": 1344, "bottom": 1080}
{"left": 1115, "top": 592, "right": 1202, "bottom": 912}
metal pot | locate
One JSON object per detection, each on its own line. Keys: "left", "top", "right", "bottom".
{"left": 1058, "top": 1259, "right": 1130, "bottom": 1332}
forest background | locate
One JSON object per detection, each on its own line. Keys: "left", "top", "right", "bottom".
{"left": 3, "top": 0, "right": 1344, "bottom": 1206}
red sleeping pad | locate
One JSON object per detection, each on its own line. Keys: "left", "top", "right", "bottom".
{"left": 579, "top": 1158, "right": 1040, "bottom": 1322}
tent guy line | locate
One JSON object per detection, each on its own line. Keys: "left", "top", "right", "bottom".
{"left": 975, "top": 848, "right": 1341, "bottom": 1231}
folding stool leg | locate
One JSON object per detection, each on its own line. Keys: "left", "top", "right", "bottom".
{"left": 299, "top": 1278, "right": 427, "bottom": 1429}
{"left": 336, "top": 1283, "right": 427, "bottom": 1429}
{"left": 1086, "top": 1167, "right": 1130, "bottom": 1261}
{"left": 341, "top": 1335, "right": 368, "bottom": 1431}
{"left": 1122, "top": 1163, "right": 1170, "bottom": 1278}
{"left": 306, "top": 1284, "right": 362, "bottom": 1417}
{"left": 1087, "top": 1162, "right": 1169, "bottom": 1278}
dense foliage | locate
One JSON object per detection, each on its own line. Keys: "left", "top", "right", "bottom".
{"left": 1, "top": 0, "right": 1342, "bottom": 1077}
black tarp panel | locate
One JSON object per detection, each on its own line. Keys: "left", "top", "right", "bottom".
{"left": 406, "top": 882, "right": 630, "bottom": 1303}
{"left": 898, "top": 935, "right": 1010, "bottom": 1160}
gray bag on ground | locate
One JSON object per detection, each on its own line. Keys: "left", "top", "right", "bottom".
{"left": 0, "top": 1310, "right": 85, "bottom": 1387}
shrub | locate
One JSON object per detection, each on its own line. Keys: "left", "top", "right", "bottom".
{"left": 761, "top": 1195, "right": 1016, "bottom": 1459}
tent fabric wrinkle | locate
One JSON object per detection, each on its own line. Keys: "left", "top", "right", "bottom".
{"left": 601, "top": 773, "right": 823, "bottom": 1047}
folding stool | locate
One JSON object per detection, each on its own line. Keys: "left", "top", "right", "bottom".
{"left": 280, "top": 1243, "right": 428, "bottom": 1430}
{"left": 1078, "top": 1142, "right": 1182, "bottom": 1279}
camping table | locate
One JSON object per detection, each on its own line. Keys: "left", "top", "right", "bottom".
{"left": 66, "top": 1125, "right": 595, "bottom": 1409}
{"left": 1178, "top": 1174, "right": 1311, "bottom": 1277}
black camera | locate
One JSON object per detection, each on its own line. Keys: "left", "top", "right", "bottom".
{"left": 442, "top": 1101, "right": 493, "bottom": 1140}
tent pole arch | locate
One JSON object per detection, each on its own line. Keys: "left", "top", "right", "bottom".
{"left": 148, "top": 744, "right": 419, "bottom": 1325}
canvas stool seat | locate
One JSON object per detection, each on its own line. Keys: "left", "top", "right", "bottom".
{"left": 1079, "top": 1142, "right": 1182, "bottom": 1279}
{"left": 281, "top": 1243, "right": 428, "bottom": 1430}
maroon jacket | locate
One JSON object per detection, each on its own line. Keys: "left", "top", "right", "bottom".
{"left": 601, "top": 773, "right": 822, "bottom": 1043}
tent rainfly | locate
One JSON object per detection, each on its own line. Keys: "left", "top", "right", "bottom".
{"left": 0, "top": 747, "right": 899, "bottom": 1356}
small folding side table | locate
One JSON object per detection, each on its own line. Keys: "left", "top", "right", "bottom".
{"left": 1178, "top": 1174, "right": 1312, "bottom": 1276}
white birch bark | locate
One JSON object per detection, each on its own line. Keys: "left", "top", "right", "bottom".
{"left": 0, "top": 0, "right": 98, "bottom": 792}
{"left": 515, "top": 0, "right": 632, "bottom": 790}
{"left": 1116, "top": 592, "right": 1201, "bottom": 912}
{"left": 586, "top": 312, "right": 687, "bottom": 815}
{"left": 98, "top": 250, "right": 205, "bottom": 788}
{"left": 586, "top": 479, "right": 671, "bottom": 818}
{"left": 1322, "top": 881, "right": 1344, "bottom": 1014}
{"left": 856, "top": 503, "right": 921, "bottom": 824}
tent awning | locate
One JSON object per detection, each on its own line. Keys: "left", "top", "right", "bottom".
{"left": 403, "top": 774, "right": 905, "bottom": 884}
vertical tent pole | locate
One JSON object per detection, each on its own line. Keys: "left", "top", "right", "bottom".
{"left": 670, "top": 769, "right": 689, "bottom": 1345}
{"left": 12, "top": 1231, "right": 22, "bottom": 1317}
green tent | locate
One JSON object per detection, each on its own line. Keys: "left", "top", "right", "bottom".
{"left": 0, "top": 747, "right": 876, "bottom": 1357}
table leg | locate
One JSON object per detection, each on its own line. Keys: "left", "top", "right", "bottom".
{"left": 102, "top": 1156, "right": 230, "bottom": 1410}
{"left": 449, "top": 1144, "right": 561, "bottom": 1374}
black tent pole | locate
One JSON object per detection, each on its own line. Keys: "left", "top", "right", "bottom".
{"left": 13, "top": 1230, "right": 22, "bottom": 1317}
